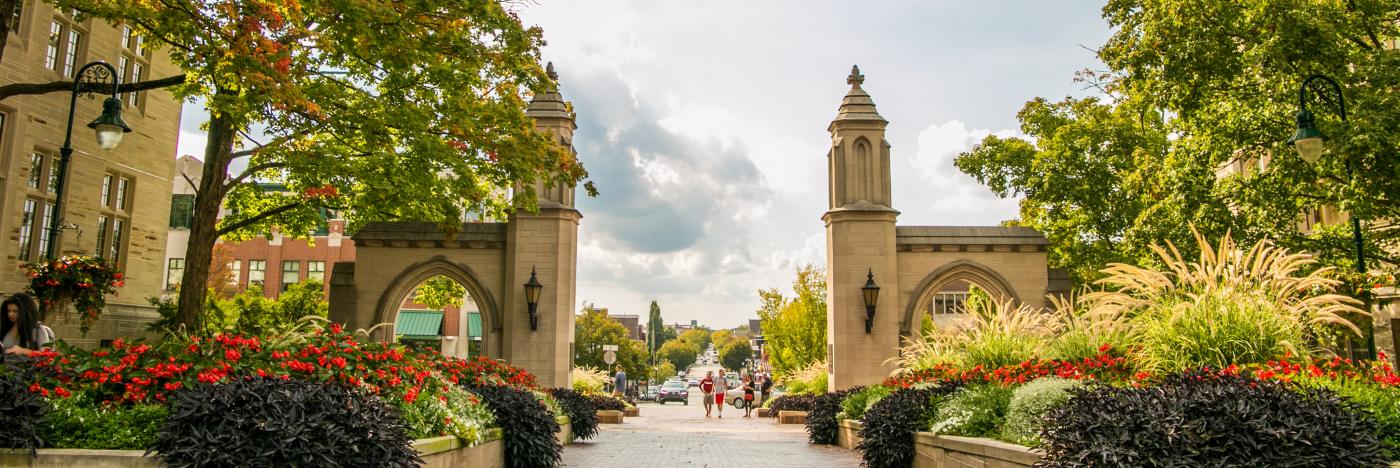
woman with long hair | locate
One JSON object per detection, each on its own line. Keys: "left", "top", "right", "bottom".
{"left": 2, "top": 293, "right": 52, "bottom": 356}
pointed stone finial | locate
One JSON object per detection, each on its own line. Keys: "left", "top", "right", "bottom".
{"left": 546, "top": 61, "right": 558, "bottom": 81}
{"left": 847, "top": 65, "right": 864, "bottom": 87}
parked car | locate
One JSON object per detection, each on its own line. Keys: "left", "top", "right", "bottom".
{"left": 688, "top": 378, "right": 700, "bottom": 387}
{"left": 643, "top": 386, "right": 660, "bottom": 401}
{"left": 657, "top": 381, "right": 689, "bottom": 405}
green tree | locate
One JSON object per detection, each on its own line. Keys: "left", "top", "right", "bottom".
{"left": 719, "top": 339, "right": 752, "bottom": 372}
{"left": 678, "top": 329, "right": 711, "bottom": 352}
{"left": 955, "top": 1, "right": 1400, "bottom": 287}
{"left": 645, "top": 300, "right": 676, "bottom": 358}
{"left": 573, "top": 306, "right": 645, "bottom": 380}
{"left": 413, "top": 276, "right": 467, "bottom": 310}
{"left": 25, "top": 0, "right": 594, "bottom": 328}
{"left": 657, "top": 340, "right": 699, "bottom": 370}
{"left": 757, "top": 264, "right": 828, "bottom": 378}
{"left": 149, "top": 281, "right": 328, "bottom": 336}
{"left": 649, "top": 360, "right": 677, "bottom": 384}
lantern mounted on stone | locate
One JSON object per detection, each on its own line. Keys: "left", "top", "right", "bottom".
{"left": 861, "top": 269, "right": 880, "bottom": 334}
{"left": 523, "top": 267, "right": 543, "bottom": 331}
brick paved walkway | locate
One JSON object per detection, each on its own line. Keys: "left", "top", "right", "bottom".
{"left": 561, "top": 366, "right": 862, "bottom": 467}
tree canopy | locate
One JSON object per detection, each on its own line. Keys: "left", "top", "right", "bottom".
{"left": 573, "top": 306, "right": 645, "bottom": 380}
{"left": 956, "top": 0, "right": 1400, "bottom": 288}
{"left": 756, "top": 264, "right": 828, "bottom": 378}
{"left": 413, "top": 277, "right": 468, "bottom": 311}
{"left": 42, "top": 0, "right": 593, "bottom": 327}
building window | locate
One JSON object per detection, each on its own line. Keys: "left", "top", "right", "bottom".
{"left": 229, "top": 260, "right": 241, "bottom": 286}
{"left": 169, "top": 194, "right": 194, "bottom": 228}
{"left": 281, "top": 260, "right": 300, "bottom": 290}
{"left": 121, "top": 25, "right": 132, "bottom": 49}
{"left": 18, "top": 199, "right": 36, "bottom": 261}
{"left": 931, "top": 292, "right": 969, "bottom": 315}
{"left": 95, "top": 173, "right": 132, "bottom": 266}
{"left": 166, "top": 258, "right": 184, "bottom": 290}
{"left": 62, "top": 28, "right": 80, "bottom": 77}
{"left": 26, "top": 153, "right": 42, "bottom": 189}
{"left": 247, "top": 260, "right": 266, "bottom": 285}
{"left": 45, "top": 20, "right": 60, "bottom": 70}
{"left": 7, "top": 1, "right": 21, "bottom": 35}
{"left": 36, "top": 201, "right": 54, "bottom": 260}
{"left": 127, "top": 62, "right": 142, "bottom": 107}
{"left": 115, "top": 176, "right": 129, "bottom": 211}
{"left": 307, "top": 261, "right": 325, "bottom": 282}
{"left": 100, "top": 174, "right": 112, "bottom": 205}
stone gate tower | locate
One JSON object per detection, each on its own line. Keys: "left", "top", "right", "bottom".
{"left": 824, "top": 65, "right": 902, "bottom": 389}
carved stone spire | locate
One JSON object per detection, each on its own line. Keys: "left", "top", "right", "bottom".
{"left": 832, "top": 64, "right": 885, "bottom": 125}
{"left": 847, "top": 65, "right": 864, "bottom": 88}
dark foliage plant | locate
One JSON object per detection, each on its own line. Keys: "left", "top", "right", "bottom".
{"left": 763, "top": 394, "right": 817, "bottom": 417}
{"left": 149, "top": 377, "right": 420, "bottom": 468}
{"left": 473, "top": 385, "right": 563, "bottom": 468}
{"left": 0, "top": 364, "right": 48, "bottom": 456}
{"left": 548, "top": 388, "right": 600, "bottom": 441}
{"left": 1039, "top": 370, "right": 1388, "bottom": 468}
{"left": 586, "top": 394, "right": 627, "bottom": 411}
{"left": 857, "top": 382, "right": 962, "bottom": 468}
{"left": 806, "top": 385, "right": 864, "bottom": 445}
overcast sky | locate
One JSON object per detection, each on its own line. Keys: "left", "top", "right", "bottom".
{"left": 177, "top": 1, "right": 1113, "bottom": 330}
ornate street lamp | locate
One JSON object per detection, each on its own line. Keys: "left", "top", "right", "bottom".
{"left": 861, "top": 269, "right": 880, "bottom": 333}
{"left": 47, "top": 61, "right": 132, "bottom": 259}
{"left": 523, "top": 267, "right": 543, "bottom": 331}
{"left": 1285, "top": 74, "right": 1373, "bottom": 359}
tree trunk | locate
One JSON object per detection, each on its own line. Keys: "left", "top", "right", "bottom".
{"left": 174, "top": 103, "right": 237, "bottom": 329}
{"left": 0, "top": 0, "right": 17, "bottom": 64}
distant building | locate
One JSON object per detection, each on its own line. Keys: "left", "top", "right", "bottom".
{"left": 607, "top": 311, "right": 643, "bottom": 341}
{"left": 748, "top": 319, "right": 761, "bottom": 336}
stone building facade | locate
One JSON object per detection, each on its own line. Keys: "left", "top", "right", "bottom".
{"left": 2, "top": 2, "right": 181, "bottom": 345}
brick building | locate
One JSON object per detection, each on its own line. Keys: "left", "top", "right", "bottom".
{"left": 3, "top": 3, "right": 182, "bottom": 345}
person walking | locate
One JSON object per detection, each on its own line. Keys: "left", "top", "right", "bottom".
{"left": 612, "top": 364, "right": 627, "bottom": 399}
{"left": 741, "top": 375, "right": 756, "bottom": 417}
{"left": 759, "top": 372, "right": 773, "bottom": 408}
{"left": 712, "top": 369, "right": 728, "bottom": 418}
{"left": 700, "top": 371, "right": 716, "bottom": 417}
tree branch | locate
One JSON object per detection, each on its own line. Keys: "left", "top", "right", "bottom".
{"left": 224, "top": 162, "right": 288, "bottom": 192}
{"left": 216, "top": 200, "right": 308, "bottom": 236}
{"left": 0, "top": 74, "right": 187, "bottom": 101}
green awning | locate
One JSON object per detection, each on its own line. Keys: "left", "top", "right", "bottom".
{"left": 468, "top": 311, "right": 482, "bottom": 339}
{"left": 397, "top": 310, "right": 443, "bottom": 339}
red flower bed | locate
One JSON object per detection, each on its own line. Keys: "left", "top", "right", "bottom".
{"left": 26, "top": 323, "right": 536, "bottom": 405}
{"left": 884, "top": 345, "right": 1136, "bottom": 388}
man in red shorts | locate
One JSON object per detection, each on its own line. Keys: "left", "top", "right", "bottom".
{"left": 712, "top": 368, "right": 728, "bottom": 418}
{"left": 700, "top": 371, "right": 716, "bottom": 417}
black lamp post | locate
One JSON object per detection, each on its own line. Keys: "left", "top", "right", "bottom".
{"left": 861, "top": 269, "right": 880, "bottom": 333}
{"left": 523, "top": 267, "right": 543, "bottom": 331}
{"left": 1285, "top": 74, "right": 1373, "bottom": 359}
{"left": 47, "top": 61, "right": 132, "bottom": 259}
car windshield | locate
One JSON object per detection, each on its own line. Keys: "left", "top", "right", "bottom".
{"left": 663, "top": 381, "right": 685, "bottom": 389}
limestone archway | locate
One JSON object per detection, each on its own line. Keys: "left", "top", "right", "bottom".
{"left": 900, "top": 259, "right": 1022, "bottom": 337}
{"left": 371, "top": 256, "right": 503, "bottom": 357}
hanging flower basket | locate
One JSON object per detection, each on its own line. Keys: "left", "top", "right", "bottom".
{"left": 23, "top": 255, "right": 124, "bottom": 335}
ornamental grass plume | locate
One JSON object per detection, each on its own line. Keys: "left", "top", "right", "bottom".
{"left": 891, "top": 296, "right": 1059, "bottom": 373}
{"left": 1082, "top": 227, "right": 1366, "bottom": 374}
{"left": 570, "top": 366, "right": 611, "bottom": 395}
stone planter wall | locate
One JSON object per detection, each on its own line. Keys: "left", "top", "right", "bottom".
{"left": 836, "top": 419, "right": 863, "bottom": 450}
{"left": 598, "top": 409, "right": 625, "bottom": 424}
{"left": 623, "top": 407, "right": 640, "bottom": 417}
{"left": 0, "top": 431, "right": 507, "bottom": 468}
{"left": 556, "top": 415, "right": 573, "bottom": 445}
{"left": 777, "top": 410, "right": 807, "bottom": 424}
{"left": 912, "top": 433, "right": 1041, "bottom": 468}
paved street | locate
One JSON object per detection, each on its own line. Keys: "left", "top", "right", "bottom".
{"left": 561, "top": 364, "right": 862, "bottom": 467}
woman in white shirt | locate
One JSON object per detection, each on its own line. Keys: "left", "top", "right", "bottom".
{"left": 2, "top": 293, "right": 52, "bottom": 357}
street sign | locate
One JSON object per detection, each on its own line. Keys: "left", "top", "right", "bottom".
{"left": 603, "top": 350, "right": 617, "bottom": 364}
{"left": 602, "top": 344, "right": 619, "bottom": 352}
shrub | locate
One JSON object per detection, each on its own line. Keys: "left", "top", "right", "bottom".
{"left": 1039, "top": 370, "right": 1386, "bottom": 467}
{"left": 470, "top": 385, "right": 562, "bottom": 468}
{"left": 0, "top": 364, "right": 48, "bottom": 454}
{"left": 781, "top": 360, "right": 827, "bottom": 395}
{"left": 839, "top": 385, "right": 893, "bottom": 421}
{"left": 397, "top": 382, "right": 496, "bottom": 446}
{"left": 762, "top": 394, "right": 816, "bottom": 416}
{"left": 547, "top": 388, "right": 600, "bottom": 441}
{"left": 806, "top": 386, "right": 864, "bottom": 444}
{"left": 586, "top": 394, "right": 627, "bottom": 411}
{"left": 892, "top": 295, "right": 1058, "bottom": 371}
{"left": 999, "top": 377, "right": 1083, "bottom": 446}
{"left": 1306, "top": 378, "right": 1400, "bottom": 459}
{"left": 928, "top": 383, "right": 1014, "bottom": 438}
{"left": 571, "top": 367, "right": 610, "bottom": 395}
{"left": 856, "top": 382, "right": 961, "bottom": 468}
{"left": 1083, "top": 229, "right": 1365, "bottom": 373}
{"left": 41, "top": 395, "right": 167, "bottom": 449}
{"left": 1045, "top": 292, "right": 1132, "bottom": 363}
{"left": 150, "top": 378, "right": 420, "bottom": 467}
